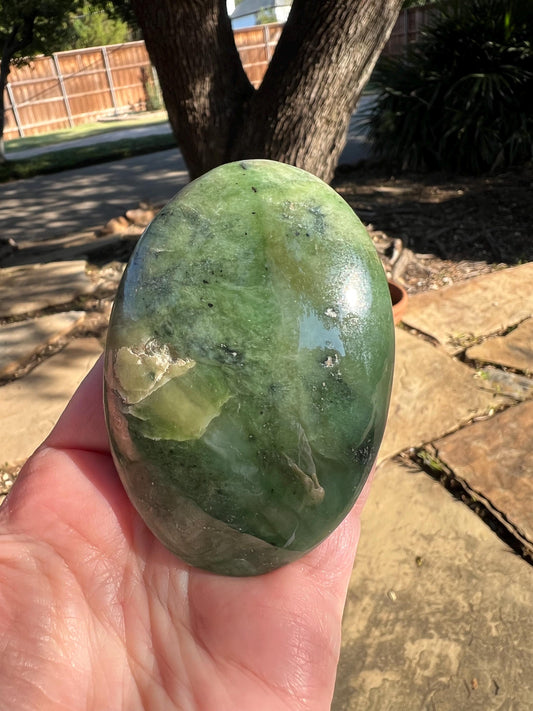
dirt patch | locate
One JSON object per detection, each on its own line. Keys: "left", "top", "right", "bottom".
{"left": 332, "top": 165, "right": 532, "bottom": 294}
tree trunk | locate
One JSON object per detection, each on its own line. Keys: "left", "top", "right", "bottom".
{"left": 130, "top": 0, "right": 254, "bottom": 178}
{"left": 131, "top": 0, "right": 403, "bottom": 183}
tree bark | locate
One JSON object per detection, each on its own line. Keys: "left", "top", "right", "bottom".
{"left": 130, "top": 0, "right": 254, "bottom": 178}
{"left": 131, "top": 0, "right": 403, "bottom": 183}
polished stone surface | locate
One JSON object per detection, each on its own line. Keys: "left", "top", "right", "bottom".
{"left": 105, "top": 160, "right": 395, "bottom": 575}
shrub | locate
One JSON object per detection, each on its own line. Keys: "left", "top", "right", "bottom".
{"left": 366, "top": 0, "right": 533, "bottom": 173}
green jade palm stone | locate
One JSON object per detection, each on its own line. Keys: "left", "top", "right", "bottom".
{"left": 104, "top": 159, "right": 394, "bottom": 576}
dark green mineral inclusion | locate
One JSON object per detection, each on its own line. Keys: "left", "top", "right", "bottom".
{"left": 104, "top": 159, "right": 394, "bottom": 576}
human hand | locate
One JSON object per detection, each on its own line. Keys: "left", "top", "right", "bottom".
{"left": 0, "top": 357, "right": 370, "bottom": 711}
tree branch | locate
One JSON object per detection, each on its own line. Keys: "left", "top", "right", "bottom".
{"left": 2, "top": 11, "right": 37, "bottom": 60}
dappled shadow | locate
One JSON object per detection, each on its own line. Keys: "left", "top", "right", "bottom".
{"left": 0, "top": 262, "right": 95, "bottom": 318}
{"left": 0, "top": 312, "right": 84, "bottom": 379}
{"left": 1, "top": 149, "right": 188, "bottom": 244}
{"left": 3, "top": 157, "right": 530, "bottom": 288}
{"left": 332, "top": 166, "right": 532, "bottom": 265}
{"left": 2, "top": 231, "right": 138, "bottom": 269}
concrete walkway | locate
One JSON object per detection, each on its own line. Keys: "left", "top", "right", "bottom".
{"left": 1, "top": 100, "right": 373, "bottom": 244}
{"left": 0, "top": 248, "right": 532, "bottom": 707}
{"left": 1, "top": 149, "right": 189, "bottom": 243}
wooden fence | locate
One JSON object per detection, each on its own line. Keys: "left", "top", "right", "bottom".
{"left": 3, "top": 8, "right": 432, "bottom": 142}
{"left": 234, "top": 22, "right": 283, "bottom": 89}
{"left": 3, "top": 41, "right": 155, "bottom": 141}
{"left": 382, "top": 4, "right": 435, "bottom": 57}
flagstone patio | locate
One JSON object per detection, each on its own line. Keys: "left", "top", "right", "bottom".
{"left": 0, "top": 255, "right": 531, "bottom": 709}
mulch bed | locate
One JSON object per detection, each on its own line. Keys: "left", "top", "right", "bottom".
{"left": 332, "top": 164, "right": 532, "bottom": 294}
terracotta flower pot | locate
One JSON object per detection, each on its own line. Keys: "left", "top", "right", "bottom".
{"left": 388, "top": 280, "right": 408, "bottom": 325}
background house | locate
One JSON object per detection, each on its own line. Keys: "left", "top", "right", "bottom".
{"left": 228, "top": 0, "right": 292, "bottom": 29}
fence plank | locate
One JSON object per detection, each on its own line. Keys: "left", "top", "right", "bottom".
{"left": 3, "top": 11, "right": 432, "bottom": 142}
{"left": 382, "top": 5, "right": 436, "bottom": 56}
{"left": 5, "top": 84, "right": 23, "bottom": 138}
{"left": 52, "top": 53, "right": 74, "bottom": 128}
{"left": 101, "top": 46, "right": 119, "bottom": 114}
{"left": 3, "top": 41, "right": 153, "bottom": 140}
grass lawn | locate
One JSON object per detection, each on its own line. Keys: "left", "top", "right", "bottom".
{"left": 5, "top": 111, "right": 169, "bottom": 153}
{"left": 1, "top": 112, "right": 176, "bottom": 183}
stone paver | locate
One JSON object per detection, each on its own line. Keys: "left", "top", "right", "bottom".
{"left": 475, "top": 365, "right": 533, "bottom": 402}
{"left": 403, "top": 263, "right": 533, "bottom": 354}
{"left": 467, "top": 317, "right": 533, "bottom": 374}
{"left": 333, "top": 459, "right": 533, "bottom": 710}
{"left": 434, "top": 399, "right": 533, "bottom": 549}
{"left": 379, "top": 328, "right": 504, "bottom": 461}
{"left": 0, "top": 311, "right": 85, "bottom": 377}
{"left": 0, "top": 260, "right": 95, "bottom": 317}
{"left": 2, "top": 232, "right": 135, "bottom": 269}
{"left": 0, "top": 338, "right": 102, "bottom": 464}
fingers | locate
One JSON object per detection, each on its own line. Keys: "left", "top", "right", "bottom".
{"left": 44, "top": 355, "right": 111, "bottom": 455}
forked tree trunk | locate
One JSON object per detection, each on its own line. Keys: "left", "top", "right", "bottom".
{"left": 131, "top": 0, "right": 403, "bottom": 183}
